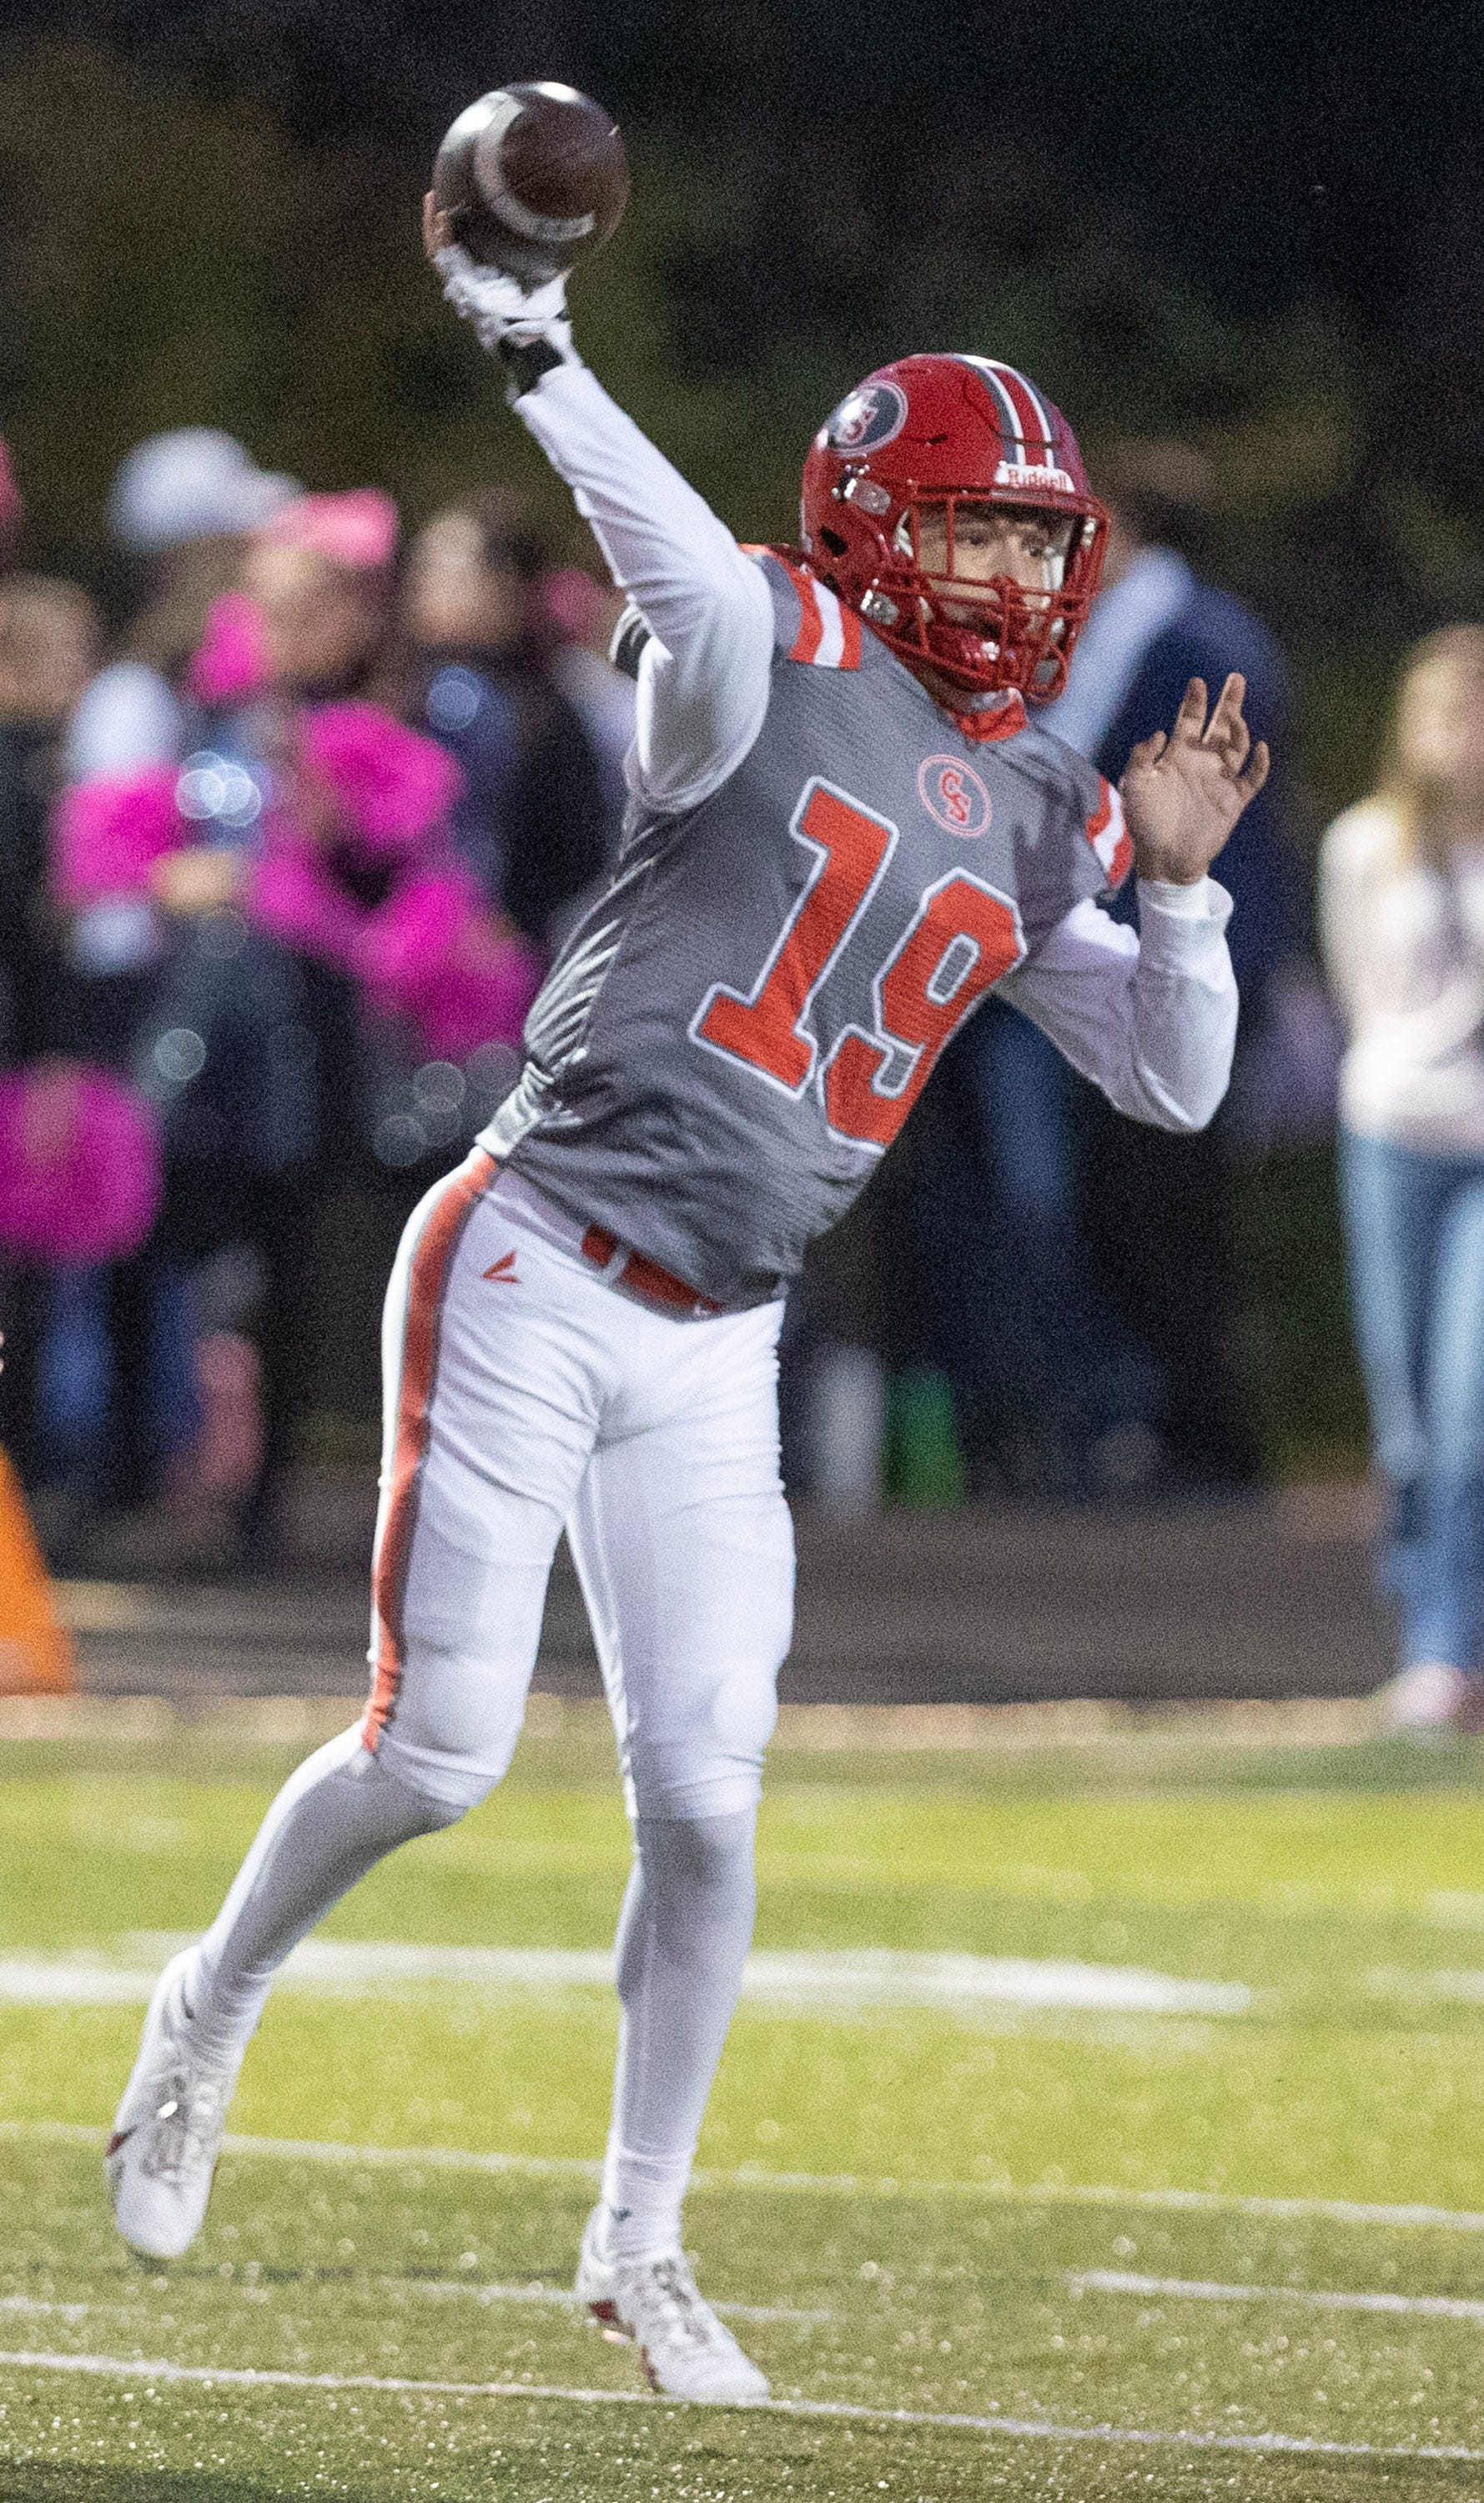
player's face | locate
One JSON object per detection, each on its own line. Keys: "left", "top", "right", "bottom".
{"left": 913, "top": 506, "right": 1074, "bottom": 614}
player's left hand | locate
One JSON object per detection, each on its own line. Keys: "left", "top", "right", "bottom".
{"left": 1119, "top": 673, "right": 1270, "bottom": 886}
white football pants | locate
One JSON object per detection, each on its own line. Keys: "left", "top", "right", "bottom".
{"left": 185, "top": 1147, "right": 793, "bottom": 2259}
{"left": 365, "top": 1150, "right": 794, "bottom": 1815}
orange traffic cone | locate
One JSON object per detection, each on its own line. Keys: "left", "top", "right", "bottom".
{"left": 0, "top": 1444, "right": 73, "bottom": 1695}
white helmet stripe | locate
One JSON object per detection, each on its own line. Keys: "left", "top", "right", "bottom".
{"left": 951, "top": 354, "right": 1058, "bottom": 466}
{"left": 982, "top": 364, "right": 1029, "bottom": 461}
{"left": 998, "top": 360, "right": 1053, "bottom": 445}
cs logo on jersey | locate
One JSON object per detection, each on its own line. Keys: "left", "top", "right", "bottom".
{"left": 825, "top": 380, "right": 908, "bottom": 453}
{"left": 918, "top": 756, "right": 992, "bottom": 837}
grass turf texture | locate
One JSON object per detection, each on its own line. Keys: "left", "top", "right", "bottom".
{"left": 4, "top": 1704, "right": 1484, "bottom": 2496}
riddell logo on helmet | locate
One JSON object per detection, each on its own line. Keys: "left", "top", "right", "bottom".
{"left": 918, "top": 756, "right": 992, "bottom": 836}
{"left": 826, "top": 382, "right": 908, "bottom": 453}
{"left": 994, "top": 460, "right": 1076, "bottom": 493}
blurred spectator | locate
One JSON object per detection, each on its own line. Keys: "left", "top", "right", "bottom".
{"left": 1065, "top": 445, "right": 1300, "bottom": 1489}
{"left": 126, "top": 490, "right": 407, "bottom": 1562}
{"left": 0, "top": 572, "right": 105, "bottom": 1488}
{"left": 403, "top": 493, "right": 611, "bottom": 950}
{"left": 541, "top": 561, "right": 636, "bottom": 844}
{"left": 39, "top": 464, "right": 221, "bottom": 1549}
{"left": 50, "top": 486, "right": 400, "bottom": 1563}
{"left": 0, "top": 436, "right": 25, "bottom": 575}
{"left": 50, "top": 484, "right": 545, "bottom": 1561}
{"left": 68, "top": 430, "right": 298, "bottom": 781}
{"left": 56, "top": 438, "right": 306, "bottom": 1535}
{"left": 1321, "top": 626, "right": 1484, "bottom": 1734}
{"left": 938, "top": 441, "right": 1300, "bottom": 1495}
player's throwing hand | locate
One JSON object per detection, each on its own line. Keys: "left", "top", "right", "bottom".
{"left": 421, "top": 192, "right": 573, "bottom": 359}
{"left": 1119, "top": 672, "right": 1270, "bottom": 886}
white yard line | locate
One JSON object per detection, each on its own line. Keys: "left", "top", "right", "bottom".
{"left": 0, "top": 2280, "right": 827, "bottom": 2329}
{"left": 10, "top": 2116, "right": 1484, "bottom": 2233}
{"left": 1371, "top": 1966, "right": 1484, "bottom": 2003}
{"left": 398, "top": 2278, "right": 829, "bottom": 2326}
{"left": 0, "top": 2347, "right": 1478, "bottom": 2460}
{"left": 1073, "top": 2269, "right": 1484, "bottom": 2320}
{"left": 0, "top": 1962, "right": 156, "bottom": 2006}
{"left": 0, "top": 1940, "right": 1250, "bottom": 2017}
{"left": 0, "top": 2117, "right": 597, "bottom": 2181}
{"left": 9, "top": 2260, "right": 1475, "bottom": 2334}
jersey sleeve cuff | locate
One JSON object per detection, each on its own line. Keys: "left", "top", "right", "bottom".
{"left": 1134, "top": 874, "right": 1234, "bottom": 963}
{"left": 1136, "top": 873, "right": 1233, "bottom": 924}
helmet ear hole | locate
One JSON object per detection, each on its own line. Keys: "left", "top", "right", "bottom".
{"left": 819, "top": 526, "right": 848, "bottom": 557}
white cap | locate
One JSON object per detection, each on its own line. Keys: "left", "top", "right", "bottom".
{"left": 108, "top": 429, "right": 299, "bottom": 553}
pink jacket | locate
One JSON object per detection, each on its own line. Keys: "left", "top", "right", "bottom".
{"left": 0, "top": 1065, "right": 161, "bottom": 1262}
{"left": 54, "top": 692, "right": 544, "bottom": 1061}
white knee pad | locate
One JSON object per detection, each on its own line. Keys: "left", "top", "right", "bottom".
{"left": 341, "top": 1735, "right": 471, "bottom": 1832}
{"left": 370, "top": 1644, "right": 527, "bottom": 1814}
{"left": 624, "top": 1661, "right": 780, "bottom": 1823}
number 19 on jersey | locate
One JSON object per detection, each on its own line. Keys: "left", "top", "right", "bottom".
{"left": 691, "top": 778, "right": 1024, "bottom": 1151}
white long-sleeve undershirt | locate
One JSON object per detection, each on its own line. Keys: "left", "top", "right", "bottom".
{"left": 516, "top": 363, "right": 775, "bottom": 812}
{"left": 514, "top": 358, "right": 1238, "bottom": 1133}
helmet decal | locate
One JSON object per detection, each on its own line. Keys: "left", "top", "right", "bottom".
{"left": 825, "top": 380, "right": 908, "bottom": 453}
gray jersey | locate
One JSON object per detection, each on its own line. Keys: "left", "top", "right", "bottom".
{"left": 482, "top": 555, "right": 1129, "bottom": 1307}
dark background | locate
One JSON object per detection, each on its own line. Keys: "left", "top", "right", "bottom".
{"left": 0, "top": 0, "right": 1476, "bottom": 832}
{"left": 1, "top": 0, "right": 1471, "bottom": 340}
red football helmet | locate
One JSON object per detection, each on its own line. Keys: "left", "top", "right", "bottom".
{"left": 800, "top": 354, "right": 1109, "bottom": 703}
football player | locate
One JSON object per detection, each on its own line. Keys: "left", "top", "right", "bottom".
{"left": 105, "top": 203, "right": 1266, "bottom": 2404}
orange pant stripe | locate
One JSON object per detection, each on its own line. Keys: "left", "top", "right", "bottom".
{"left": 362, "top": 1151, "right": 496, "bottom": 1750}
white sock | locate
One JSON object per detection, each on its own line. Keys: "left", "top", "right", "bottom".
{"left": 600, "top": 1808, "right": 757, "bottom": 2262}
{"left": 184, "top": 1726, "right": 463, "bottom": 2069}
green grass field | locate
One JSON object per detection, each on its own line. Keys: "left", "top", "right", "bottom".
{"left": 6, "top": 1699, "right": 1484, "bottom": 2497}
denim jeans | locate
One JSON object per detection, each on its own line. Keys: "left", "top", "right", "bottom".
{"left": 1339, "top": 1126, "right": 1484, "bottom": 1671}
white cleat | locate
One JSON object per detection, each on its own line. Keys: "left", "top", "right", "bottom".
{"left": 105, "top": 1949, "right": 236, "bottom": 2259}
{"left": 576, "top": 2207, "right": 768, "bottom": 2403}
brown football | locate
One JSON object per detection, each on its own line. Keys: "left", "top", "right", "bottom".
{"left": 432, "top": 83, "right": 628, "bottom": 284}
